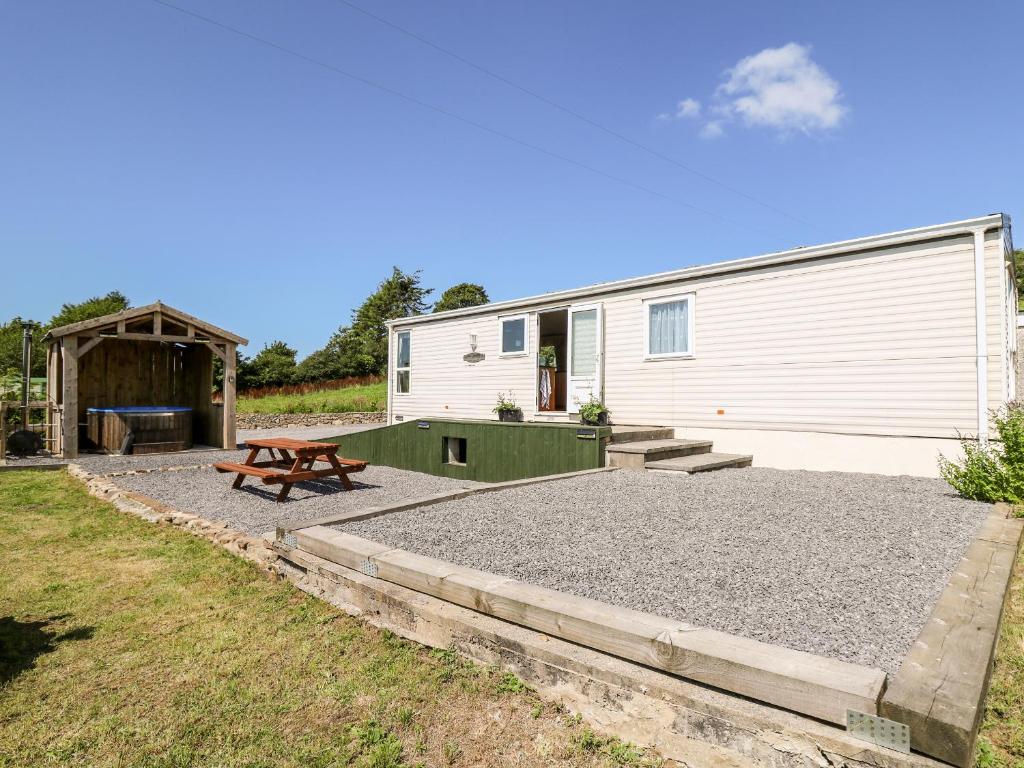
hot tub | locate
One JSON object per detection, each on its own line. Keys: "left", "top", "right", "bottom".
{"left": 86, "top": 406, "right": 193, "bottom": 455}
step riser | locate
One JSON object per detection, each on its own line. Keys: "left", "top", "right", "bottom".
{"left": 607, "top": 444, "right": 712, "bottom": 469}
{"left": 608, "top": 428, "right": 674, "bottom": 444}
{"left": 645, "top": 455, "right": 753, "bottom": 473}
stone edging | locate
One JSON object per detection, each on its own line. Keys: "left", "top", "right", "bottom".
{"left": 236, "top": 412, "right": 386, "bottom": 430}
{"left": 66, "top": 463, "right": 279, "bottom": 573}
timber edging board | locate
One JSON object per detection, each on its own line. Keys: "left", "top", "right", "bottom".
{"left": 879, "top": 504, "right": 1024, "bottom": 767}
{"left": 290, "top": 525, "right": 886, "bottom": 726}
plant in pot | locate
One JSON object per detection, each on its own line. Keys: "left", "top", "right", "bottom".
{"left": 538, "top": 346, "right": 557, "bottom": 369}
{"left": 578, "top": 395, "right": 610, "bottom": 426}
{"left": 493, "top": 391, "right": 523, "bottom": 422}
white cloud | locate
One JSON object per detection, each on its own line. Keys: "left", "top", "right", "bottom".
{"left": 700, "top": 120, "right": 724, "bottom": 139}
{"left": 660, "top": 43, "right": 847, "bottom": 139}
{"left": 718, "top": 43, "right": 845, "bottom": 132}
{"left": 657, "top": 97, "right": 701, "bottom": 122}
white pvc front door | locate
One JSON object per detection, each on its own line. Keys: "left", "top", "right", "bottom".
{"left": 566, "top": 303, "right": 603, "bottom": 413}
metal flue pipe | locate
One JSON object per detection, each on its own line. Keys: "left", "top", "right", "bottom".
{"left": 20, "top": 321, "right": 34, "bottom": 432}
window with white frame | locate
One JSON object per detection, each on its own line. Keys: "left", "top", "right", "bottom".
{"left": 499, "top": 315, "right": 528, "bottom": 356}
{"left": 395, "top": 330, "right": 411, "bottom": 393}
{"left": 644, "top": 294, "right": 694, "bottom": 359}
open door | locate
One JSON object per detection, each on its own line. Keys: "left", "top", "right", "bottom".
{"left": 566, "top": 303, "right": 603, "bottom": 413}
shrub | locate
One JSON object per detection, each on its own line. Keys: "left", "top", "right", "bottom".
{"left": 939, "top": 403, "right": 1024, "bottom": 503}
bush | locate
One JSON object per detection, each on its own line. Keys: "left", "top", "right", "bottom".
{"left": 939, "top": 403, "right": 1024, "bottom": 502}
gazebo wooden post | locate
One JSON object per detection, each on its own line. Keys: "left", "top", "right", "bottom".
{"left": 61, "top": 336, "right": 78, "bottom": 458}
{"left": 223, "top": 342, "right": 237, "bottom": 450}
{"left": 46, "top": 341, "right": 57, "bottom": 453}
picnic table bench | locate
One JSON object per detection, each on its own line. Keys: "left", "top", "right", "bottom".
{"left": 214, "top": 437, "right": 367, "bottom": 502}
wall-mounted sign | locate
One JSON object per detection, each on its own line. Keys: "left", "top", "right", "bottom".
{"left": 463, "top": 352, "right": 486, "bottom": 363}
{"left": 417, "top": 421, "right": 430, "bottom": 429}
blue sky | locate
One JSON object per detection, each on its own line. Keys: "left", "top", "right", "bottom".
{"left": 3, "top": 0, "right": 1022, "bottom": 357}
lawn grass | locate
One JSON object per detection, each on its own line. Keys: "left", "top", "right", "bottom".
{"left": 976, "top": 514, "right": 1024, "bottom": 767}
{"left": 0, "top": 470, "right": 662, "bottom": 768}
{"left": 237, "top": 381, "right": 386, "bottom": 415}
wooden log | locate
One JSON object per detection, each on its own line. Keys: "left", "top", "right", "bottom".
{"left": 293, "top": 525, "right": 887, "bottom": 725}
{"left": 879, "top": 509, "right": 1024, "bottom": 766}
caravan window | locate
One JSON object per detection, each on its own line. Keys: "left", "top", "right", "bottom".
{"left": 499, "top": 315, "right": 528, "bottom": 356}
{"left": 395, "top": 330, "right": 411, "bottom": 393}
{"left": 644, "top": 294, "right": 694, "bottom": 359}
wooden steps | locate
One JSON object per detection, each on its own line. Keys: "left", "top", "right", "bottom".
{"left": 646, "top": 452, "right": 753, "bottom": 473}
{"left": 604, "top": 426, "right": 753, "bottom": 473}
{"left": 606, "top": 439, "right": 713, "bottom": 469}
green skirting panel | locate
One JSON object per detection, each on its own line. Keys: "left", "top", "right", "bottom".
{"left": 326, "top": 419, "right": 611, "bottom": 482}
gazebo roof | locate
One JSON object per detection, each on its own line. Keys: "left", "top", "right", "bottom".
{"left": 43, "top": 301, "right": 247, "bottom": 345}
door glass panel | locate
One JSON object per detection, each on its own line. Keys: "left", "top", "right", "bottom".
{"left": 570, "top": 309, "right": 597, "bottom": 376}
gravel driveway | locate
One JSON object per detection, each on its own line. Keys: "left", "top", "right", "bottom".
{"left": 338, "top": 467, "right": 990, "bottom": 673}
{"left": 113, "top": 463, "right": 481, "bottom": 538}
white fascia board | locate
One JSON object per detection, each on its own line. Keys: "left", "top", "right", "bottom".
{"left": 388, "top": 213, "right": 1007, "bottom": 329}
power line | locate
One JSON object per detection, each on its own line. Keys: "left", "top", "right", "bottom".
{"left": 330, "top": 0, "right": 815, "bottom": 229}
{"left": 147, "top": 0, "right": 774, "bottom": 234}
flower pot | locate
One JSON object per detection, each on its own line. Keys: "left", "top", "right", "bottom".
{"left": 580, "top": 411, "right": 608, "bottom": 426}
{"left": 498, "top": 409, "right": 523, "bottom": 423}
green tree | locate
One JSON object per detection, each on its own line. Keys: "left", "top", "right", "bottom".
{"left": 213, "top": 349, "right": 258, "bottom": 393}
{"left": 48, "top": 291, "right": 129, "bottom": 329}
{"left": 296, "top": 267, "right": 431, "bottom": 381}
{"left": 1015, "top": 250, "right": 1024, "bottom": 311}
{"left": 246, "top": 341, "right": 298, "bottom": 388}
{"left": 433, "top": 283, "right": 489, "bottom": 313}
{"left": 0, "top": 291, "right": 131, "bottom": 383}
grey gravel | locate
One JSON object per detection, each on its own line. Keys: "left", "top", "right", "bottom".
{"left": 338, "top": 467, "right": 990, "bottom": 673}
{"left": 113, "top": 463, "right": 482, "bottom": 538}
{"left": 68, "top": 425, "right": 380, "bottom": 474}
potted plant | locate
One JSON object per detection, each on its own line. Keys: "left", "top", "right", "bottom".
{"left": 493, "top": 391, "right": 523, "bottom": 422}
{"left": 538, "top": 345, "right": 557, "bottom": 369}
{"left": 578, "top": 395, "right": 609, "bottom": 426}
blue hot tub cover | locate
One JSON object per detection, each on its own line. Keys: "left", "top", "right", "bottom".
{"left": 86, "top": 406, "right": 193, "bottom": 413}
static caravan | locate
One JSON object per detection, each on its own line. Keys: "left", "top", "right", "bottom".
{"left": 386, "top": 214, "right": 1017, "bottom": 477}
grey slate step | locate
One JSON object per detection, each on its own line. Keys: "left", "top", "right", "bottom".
{"left": 607, "top": 425, "right": 674, "bottom": 444}
{"left": 645, "top": 452, "right": 754, "bottom": 473}
{"left": 606, "top": 439, "right": 712, "bottom": 468}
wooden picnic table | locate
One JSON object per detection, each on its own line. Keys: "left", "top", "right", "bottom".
{"left": 214, "top": 437, "right": 367, "bottom": 502}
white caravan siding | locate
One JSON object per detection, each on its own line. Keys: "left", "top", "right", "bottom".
{"left": 389, "top": 227, "right": 1012, "bottom": 474}
{"left": 391, "top": 312, "right": 537, "bottom": 421}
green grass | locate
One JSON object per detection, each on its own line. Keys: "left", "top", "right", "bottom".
{"left": 0, "top": 470, "right": 662, "bottom": 768}
{"left": 237, "top": 381, "right": 386, "bottom": 415}
{"left": 976, "top": 508, "right": 1024, "bottom": 767}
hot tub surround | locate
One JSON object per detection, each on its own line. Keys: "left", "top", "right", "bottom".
{"left": 86, "top": 406, "right": 193, "bottom": 455}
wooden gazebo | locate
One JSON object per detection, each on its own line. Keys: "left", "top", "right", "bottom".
{"left": 44, "top": 302, "right": 247, "bottom": 458}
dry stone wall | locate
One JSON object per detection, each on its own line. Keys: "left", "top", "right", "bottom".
{"left": 236, "top": 412, "right": 386, "bottom": 430}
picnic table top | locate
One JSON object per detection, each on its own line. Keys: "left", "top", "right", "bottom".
{"left": 244, "top": 437, "right": 339, "bottom": 453}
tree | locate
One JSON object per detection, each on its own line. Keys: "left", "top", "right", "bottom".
{"left": 48, "top": 291, "right": 129, "bottom": 329}
{"left": 0, "top": 291, "right": 131, "bottom": 382}
{"left": 0, "top": 318, "right": 43, "bottom": 382}
{"left": 296, "top": 267, "right": 431, "bottom": 380}
{"left": 1016, "top": 250, "right": 1024, "bottom": 311}
{"left": 213, "top": 349, "right": 257, "bottom": 393}
{"left": 433, "top": 283, "right": 489, "bottom": 313}
{"left": 246, "top": 341, "right": 298, "bottom": 388}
